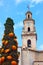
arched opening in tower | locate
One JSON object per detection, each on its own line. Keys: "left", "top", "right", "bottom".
{"left": 28, "top": 27, "right": 30, "bottom": 32}
{"left": 27, "top": 40, "right": 31, "bottom": 47}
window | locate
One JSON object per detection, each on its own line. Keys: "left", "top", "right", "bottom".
{"left": 28, "top": 15, "right": 30, "bottom": 19}
{"left": 28, "top": 27, "right": 30, "bottom": 32}
{"left": 27, "top": 40, "right": 31, "bottom": 47}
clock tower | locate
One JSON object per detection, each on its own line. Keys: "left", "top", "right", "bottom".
{"left": 22, "top": 11, "right": 37, "bottom": 50}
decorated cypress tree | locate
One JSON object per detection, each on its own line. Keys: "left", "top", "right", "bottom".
{"left": 0, "top": 18, "right": 19, "bottom": 65}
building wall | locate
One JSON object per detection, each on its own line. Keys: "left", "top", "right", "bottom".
{"left": 35, "top": 52, "right": 43, "bottom": 61}
{"left": 34, "top": 62, "right": 43, "bottom": 65}
{"left": 21, "top": 49, "right": 43, "bottom": 65}
{"left": 39, "top": 53, "right": 43, "bottom": 61}
{"left": 21, "top": 49, "right": 36, "bottom": 65}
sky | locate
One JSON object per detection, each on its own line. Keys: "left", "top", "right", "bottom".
{"left": 0, "top": 0, "right": 43, "bottom": 50}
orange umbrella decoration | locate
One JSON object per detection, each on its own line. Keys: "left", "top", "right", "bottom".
{"left": 1, "top": 48, "right": 4, "bottom": 53}
{"left": 5, "top": 49, "right": 10, "bottom": 53}
{"left": 7, "top": 55, "right": 12, "bottom": 60}
{"left": 9, "top": 32, "right": 14, "bottom": 37}
{"left": 2, "top": 40, "right": 5, "bottom": 44}
{"left": 1, "top": 57, "right": 5, "bottom": 63}
{"left": 11, "top": 61, "right": 17, "bottom": 65}
{"left": 4, "top": 40, "right": 8, "bottom": 45}
{"left": 0, "top": 58, "right": 1, "bottom": 64}
{"left": 12, "top": 45, "right": 17, "bottom": 50}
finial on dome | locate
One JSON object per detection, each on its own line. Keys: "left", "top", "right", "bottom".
{"left": 25, "top": 5, "right": 32, "bottom": 19}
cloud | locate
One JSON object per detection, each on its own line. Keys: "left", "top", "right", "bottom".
{"left": 14, "top": 21, "right": 23, "bottom": 30}
{"left": 29, "top": 0, "right": 43, "bottom": 7}
{"left": 0, "top": 0, "right": 4, "bottom": 6}
{"left": 15, "top": 0, "right": 28, "bottom": 5}
{"left": 31, "top": 0, "right": 43, "bottom": 4}
{"left": 15, "top": 0, "right": 22, "bottom": 4}
{"left": 15, "top": 0, "right": 43, "bottom": 7}
{"left": 15, "top": 0, "right": 43, "bottom": 4}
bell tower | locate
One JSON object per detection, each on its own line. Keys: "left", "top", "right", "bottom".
{"left": 22, "top": 11, "right": 37, "bottom": 50}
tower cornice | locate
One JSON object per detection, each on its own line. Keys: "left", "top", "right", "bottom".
{"left": 22, "top": 33, "right": 37, "bottom": 36}
{"left": 23, "top": 19, "right": 35, "bottom": 24}
{"left": 22, "top": 33, "right": 37, "bottom": 40}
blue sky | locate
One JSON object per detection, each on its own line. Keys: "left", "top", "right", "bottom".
{"left": 0, "top": 0, "right": 43, "bottom": 50}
